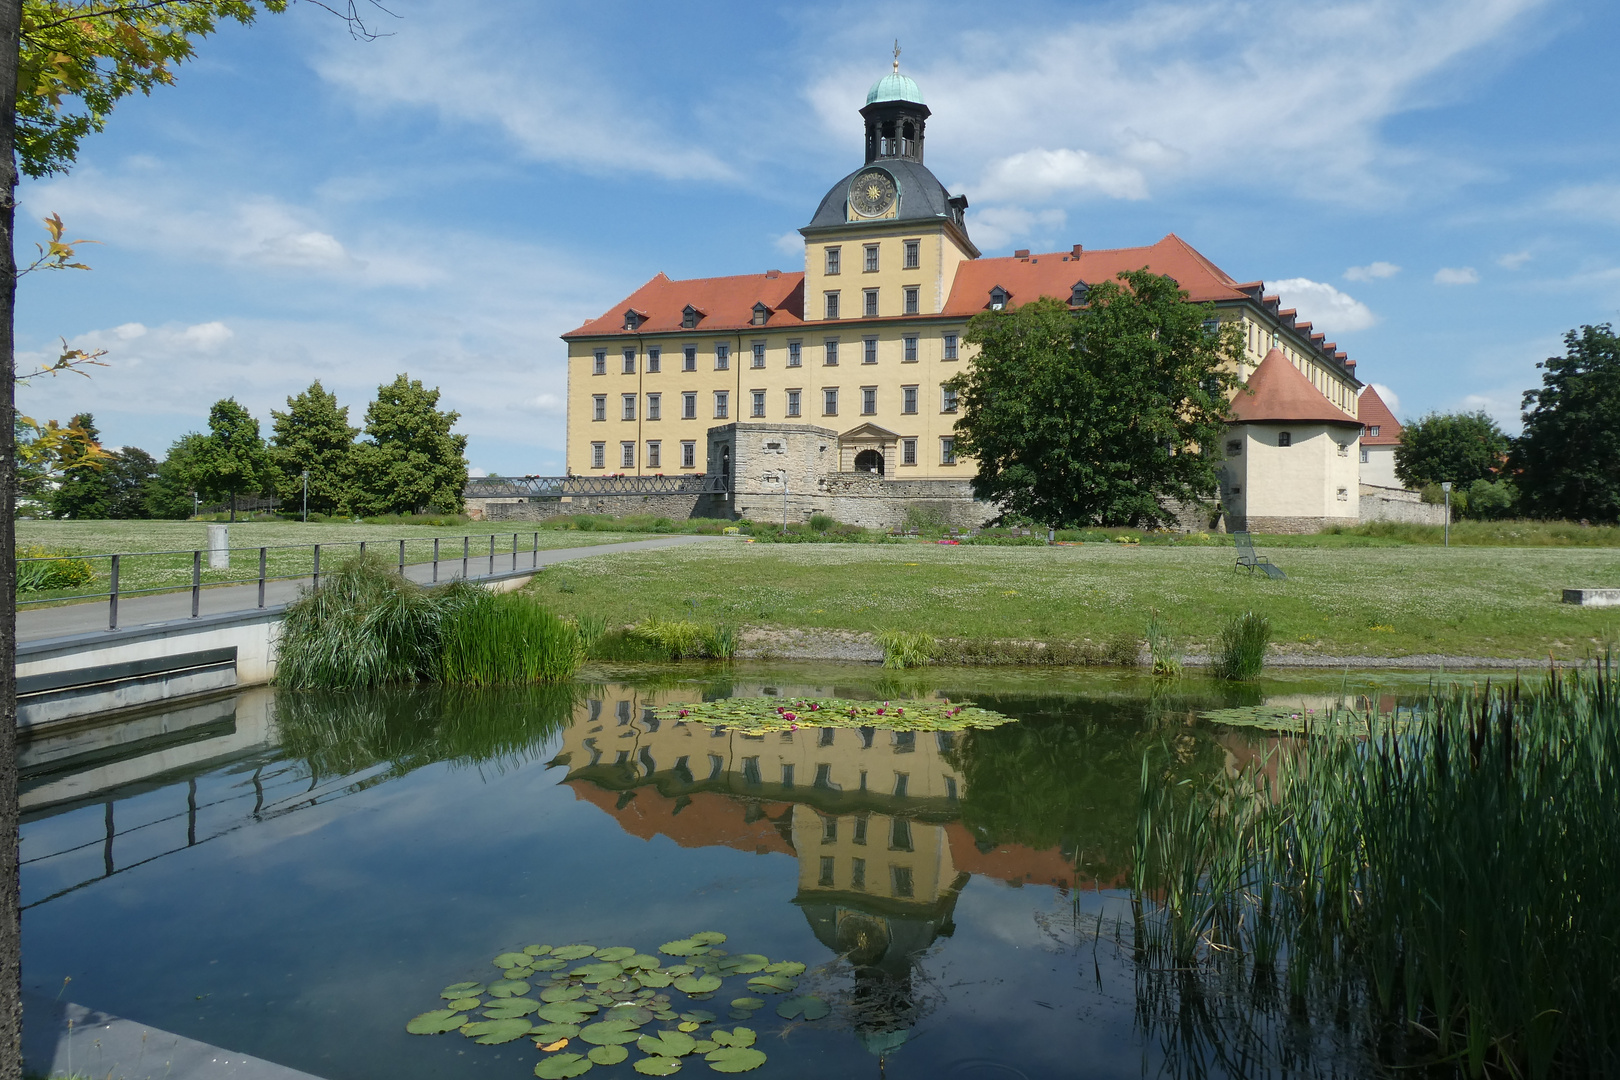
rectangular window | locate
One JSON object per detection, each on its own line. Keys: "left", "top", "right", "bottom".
{"left": 863, "top": 337, "right": 878, "bottom": 364}
{"left": 902, "top": 438, "right": 917, "bottom": 465}
{"left": 715, "top": 344, "right": 729, "bottom": 370}
{"left": 862, "top": 387, "right": 877, "bottom": 415}
{"left": 647, "top": 441, "right": 661, "bottom": 468}
{"left": 941, "top": 385, "right": 958, "bottom": 413}
{"left": 620, "top": 441, "right": 635, "bottom": 469}
{"left": 904, "top": 286, "right": 919, "bottom": 315}
{"left": 592, "top": 394, "right": 606, "bottom": 422}
{"left": 714, "top": 391, "right": 729, "bottom": 419}
{"left": 647, "top": 347, "right": 660, "bottom": 373}
{"left": 824, "top": 339, "right": 839, "bottom": 366}
{"left": 903, "top": 335, "right": 918, "bottom": 362}
{"left": 864, "top": 289, "right": 879, "bottom": 318}
{"left": 787, "top": 341, "right": 802, "bottom": 367}
{"left": 786, "top": 389, "right": 802, "bottom": 417}
{"left": 593, "top": 349, "right": 606, "bottom": 375}
{"left": 903, "top": 239, "right": 919, "bottom": 269}
{"left": 590, "top": 442, "right": 605, "bottom": 469}
{"left": 853, "top": 815, "right": 868, "bottom": 844}
{"left": 681, "top": 440, "right": 696, "bottom": 469}
{"left": 864, "top": 244, "right": 879, "bottom": 272}
{"left": 943, "top": 333, "right": 958, "bottom": 360}
{"left": 682, "top": 392, "right": 697, "bottom": 420}
{"left": 622, "top": 349, "right": 636, "bottom": 374}
{"left": 683, "top": 346, "right": 697, "bottom": 372}
{"left": 751, "top": 391, "right": 766, "bottom": 418}
{"left": 822, "top": 813, "right": 837, "bottom": 840}
{"left": 825, "top": 247, "right": 841, "bottom": 275}
{"left": 752, "top": 342, "right": 766, "bottom": 368}
{"left": 621, "top": 394, "right": 636, "bottom": 421}
{"left": 1360, "top": 446, "right": 1369, "bottom": 463}
{"left": 891, "top": 864, "right": 914, "bottom": 897}
{"left": 850, "top": 857, "right": 866, "bottom": 891}
{"left": 818, "top": 856, "right": 836, "bottom": 888}
{"left": 940, "top": 436, "right": 956, "bottom": 465}
{"left": 823, "top": 388, "right": 838, "bottom": 416}
{"left": 902, "top": 386, "right": 918, "bottom": 414}
{"left": 825, "top": 291, "right": 840, "bottom": 319}
{"left": 646, "top": 393, "right": 661, "bottom": 421}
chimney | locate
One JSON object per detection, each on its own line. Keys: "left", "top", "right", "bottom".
{"left": 1014, "top": 249, "right": 1030, "bottom": 260}
{"left": 1071, "top": 244, "right": 1084, "bottom": 257}
{"left": 765, "top": 269, "right": 780, "bottom": 279}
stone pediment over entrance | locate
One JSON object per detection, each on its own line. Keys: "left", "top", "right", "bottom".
{"left": 838, "top": 422, "right": 901, "bottom": 443}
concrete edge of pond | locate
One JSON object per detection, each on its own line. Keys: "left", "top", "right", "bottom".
{"left": 23, "top": 992, "right": 326, "bottom": 1080}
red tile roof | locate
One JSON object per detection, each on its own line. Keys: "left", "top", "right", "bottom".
{"left": 1356, "top": 384, "right": 1402, "bottom": 445}
{"left": 1229, "top": 348, "right": 1360, "bottom": 427}
{"left": 942, "top": 234, "right": 1251, "bottom": 314}
{"left": 564, "top": 271, "right": 806, "bottom": 338}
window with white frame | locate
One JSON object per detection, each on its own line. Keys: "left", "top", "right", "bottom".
{"left": 681, "top": 441, "right": 696, "bottom": 469}
{"left": 751, "top": 390, "right": 766, "bottom": 418}
{"left": 824, "top": 339, "right": 839, "bottom": 366}
{"left": 904, "top": 287, "right": 919, "bottom": 315}
{"left": 863, "top": 337, "right": 878, "bottom": 364}
{"left": 713, "top": 391, "right": 729, "bottom": 419}
{"left": 715, "top": 344, "right": 730, "bottom": 370}
{"left": 902, "top": 335, "right": 918, "bottom": 362}
{"left": 592, "top": 395, "right": 606, "bottom": 422}
{"left": 943, "top": 333, "right": 958, "bottom": 360}
{"left": 591, "top": 442, "right": 605, "bottom": 469}
{"left": 786, "top": 389, "right": 801, "bottom": 417}
{"left": 902, "top": 438, "right": 917, "bottom": 465}
{"left": 647, "top": 347, "right": 660, "bottom": 373}
{"left": 683, "top": 346, "right": 697, "bottom": 372}
{"left": 940, "top": 436, "right": 956, "bottom": 464}
{"left": 621, "top": 393, "right": 636, "bottom": 421}
{"left": 903, "top": 239, "right": 919, "bottom": 269}
{"left": 593, "top": 349, "right": 607, "bottom": 375}
{"left": 902, "top": 385, "right": 918, "bottom": 414}
{"left": 682, "top": 392, "right": 697, "bottom": 420}
{"left": 941, "top": 385, "right": 959, "bottom": 413}
{"left": 1360, "top": 446, "right": 1369, "bottom": 463}
{"left": 825, "top": 292, "right": 840, "bottom": 319}
{"left": 864, "top": 289, "right": 879, "bottom": 318}
{"left": 646, "top": 393, "right": 661, "bottom": 421}
{"left": 823, "top": 388, "right": 838, "bottom": 416}
{"left": 647, "top": 441, "right": 661, "bottom": 468}
{"left": 825, "top": 247, "right": 841, "bottom": 275}
{"left": 864, "top": 244, "right": 879, "bottom": 272}
{"left": 751, "top": 342, "right": 765, "bottom": 368}
{"left": 862, "top": 387, "right": 877, "bottom": 415}
{"left": 622, "top": 349, "right": 636, "bottom": 374}
{"left": 787, "top": 341, "right": 802, "bottom": 367}
{"left": 621, "top": 442, "right": 635, "bottom": 469}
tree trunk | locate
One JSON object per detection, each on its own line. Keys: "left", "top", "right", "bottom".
{"left": 229, "top": 491, "right": 236, "bottom": 523}
{"left": 0, "top": 0, "right": 23, "bottom": 1071}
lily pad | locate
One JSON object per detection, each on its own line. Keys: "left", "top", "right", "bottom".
{"left": 573, "top": 962, "right": 625, "bottom": 983}
{"left": 489, "top": 980, "right": 531, "bottom": 998}
{"left": 531, "top": 958, "right": 568, "bottom": 972}
{"left": 406, "top": 1009, "right": 467, "bottom": 1035}
{"left": 534, "top": 1053, "right": 593, "bottom": 1079}
{"left": 633, "top": 1058, "right": 682, "bottom": 1076}
{"left": 636, "top": 971, "right": 673, "bottom": 988}
{"left": 657, "top": 696, "right": 1012, "bottom": 734}
{"left": 485, "top": 998, "right": 540, "bottom": 1018}
{"left": 659, "top": 938, "right": 704, "bottom": 957}
{"left": 691, "top": 1040, "right": 717, "bottom": 1054}
{"left": 532, "top": 1022, "right": 581, "bottom": 1040}
{"left": 609, "top": 1005, "right": 655, "bottom": 1025}
{"left": 586, "top": 992, "right": 615, "bottom": 1006}
{"left": 776, "top": 995, "right": 828, "bottom": 1021}
{"left": 462, "top": 1017, "right": 536, "bottom": 1044}
{"left": 678, "top": 1010, "right": 716, "bottom": 1024}
{"left": 537, "top": 1002, "right": 598, "bottom": 1024}
{"left": 664, "top": 965, "right": 696, "bottom": 976}
{"left": 745, "top": 975, "right": 795, "bottom": 994}
{"left": 718, "top": 955, "right": 767, "bottom": 975}
{"left": 623, "top": 954, "right": 662, "bottom": 970}
{"left": 727, "top": 1012, "right": 753, "bottom": 1022}
{"left": 542, "top": 985, "right": 588, "bottom": 1003}
{"left": 673, "top": 974, "right": 722, "bottom": 995}
{"left": 709, "top": 1028, "right": 755, "bottom": 1048}
{"left": 704, "top": 1046, "right": 767, "bottom": 1073}
{"left": 595, "top": 946, "right": 637, "bottom": 962}
{"left": 525, "top": 944, "right": 554, "bottom": 956}
{"left": 495, "top": 952, "right": 532, "bottom": 968}
{"left": 763, "top": 961, "right": 805, "bottom": 976}
{"left": 690, "top": 932, "right": 726, "bottom": 946}
{"left": 728, "top": 998, "right": 763, "bottom": 1011}
{"left": 505, "top": 968, "right": 535, "bottom": 980}
{"left": 441, "top": 982, "right": 484, "bottom": 998}
{"left": 588, "top": 1044, "right": 630, "bottom": 1066}
{"left": 447, "top": 997, "right": 482, "bottom": 1011}
{"left": 638, "top": 1030, "right": 698, "bottom": 1058}
{"left": 552, "top": 944, "right": 599, "bottom": 961}
{"left": 579, "top": 1021, "right": 643, "bottom": 1046}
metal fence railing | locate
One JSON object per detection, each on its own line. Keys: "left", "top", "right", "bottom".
{"left": 18, "top": 532, "right": 548, "bottom": 631}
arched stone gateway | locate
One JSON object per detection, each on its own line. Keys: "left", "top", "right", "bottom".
{"left": 854, "top": 449, "right": 885, "bottom": 475}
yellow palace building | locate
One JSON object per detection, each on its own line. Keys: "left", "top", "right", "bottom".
{"left": 561, "top": 60, "right": 1370, "bottom": 532}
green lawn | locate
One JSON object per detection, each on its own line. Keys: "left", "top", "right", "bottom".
{"left": 533, "top": 539, "right": 1620, "bottom": 660}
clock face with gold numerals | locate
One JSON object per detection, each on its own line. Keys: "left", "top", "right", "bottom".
{"left": 848, "top": 168, "right": 897, "bottom": 218}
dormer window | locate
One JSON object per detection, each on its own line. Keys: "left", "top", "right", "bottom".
{"left": 1070, "top": 281, "right": 1089, "bottom": 306}
{"left": 988, "top": 286, "right": 1010, "bottom": 311}
{"left": 751, "top": 302, "right": 769, "bottom": 327}
{"left": 681, "top": 304, "right": 703, "bottom": 330}
{"left": 623, "top": 309, "right": 644, "bottom": 331}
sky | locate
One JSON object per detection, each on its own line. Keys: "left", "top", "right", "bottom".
{"left": 16, "top": 0, "right": 1620, "bottom": 475}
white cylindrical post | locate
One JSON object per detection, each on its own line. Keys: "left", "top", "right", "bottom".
{"left": 207, "top": 523, "right": 230, "bottom": 569}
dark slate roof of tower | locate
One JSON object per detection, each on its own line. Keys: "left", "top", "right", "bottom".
{"left": 803, "top": 158, "right": 960, "bottom": 232}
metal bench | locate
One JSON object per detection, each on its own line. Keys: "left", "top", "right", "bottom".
{"left": 1234, "top": 531, "right": 1287, "bottom": 579}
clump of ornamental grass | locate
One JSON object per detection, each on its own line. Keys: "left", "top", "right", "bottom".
{"left": 1145, "top": 609, "right": 1182, "bottom": 677}
{"left": 1212, "top": 610, "right": 1270, "bottom": 680}
{"left": 878, "top": 629, "right": 937, "bottom": 669}
{"left": 1132, "top": 659, "right": 1620, "bottom": 1079}
{"left": 438, "top": 589, "right": 582, "bottom": 686}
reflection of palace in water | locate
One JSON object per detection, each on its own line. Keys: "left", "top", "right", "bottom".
{"left": 555, "top": 683, "right": 1080, "bottom": 1058}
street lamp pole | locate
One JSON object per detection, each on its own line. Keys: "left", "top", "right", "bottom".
{"left": 1442, "top": 481, "right": 1452, "bottom": 547}
{"left": 302, "top": 470, "right": 309, "bottom": 523}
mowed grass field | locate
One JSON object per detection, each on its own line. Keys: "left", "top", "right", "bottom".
{"left": 534, "top": 539, "right": 1620, "bottom": 660}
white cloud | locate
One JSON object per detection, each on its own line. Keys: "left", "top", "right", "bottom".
{"left": 1458, "top": 390, "right": 1521, "bottom": 429}
{"left": 975, "top": 148, "right": 1148, "bottom": 203}
{"left": 1267, "top": 278, "right": 1378, "bottom": 334}
{"left": 773, "top": 232, "right": 804, "bottom": 257}
{"left": 532, "top": 392, "right": 564, "bottom": 415}
{"left": 1345, "top": 261, "right": 1401, "bottom": 281}
{"left": 1496, "top": 250, "right": 1532, "bottom": 269}
{"left": 178, "top": 321, "right": 233, "bottom": 351}
{"left": 969, "top": 206, "right": 1067, "bottom": 252}
{"left": 467, "top": 466, "right": 489, "bottom": 478}
{"left": 1434, "top": 266, "right": 1480, "bottom": 285}
{"left": 1546, "top": 183, "right": 1620, "bottom": 224}
{"left": 111, "top": 322, "right": 147, "bottom": 341}
{"left": 1368, "top": 382, "right": 1402, "bottom": 415}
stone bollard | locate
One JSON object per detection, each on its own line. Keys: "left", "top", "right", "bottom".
{"left": 207, "top": 523, "right": 229, "bottom": 570}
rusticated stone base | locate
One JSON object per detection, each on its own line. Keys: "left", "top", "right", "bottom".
{"left": 1226, "top": 514, "right": 1356, "bottom": 535}
{"left": 482, "top": 494, "right": 729, "bottom": 521}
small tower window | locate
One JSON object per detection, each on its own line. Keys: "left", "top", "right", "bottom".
{"left": 681, "top": 304, "right": 702, "bottom": 329}
{"left": 1071, "top": 281, "right": 1089, "bottom": 306}
{"left": 752, "top": 302, "right": 769, "bottom": 327}
{"left": 623, "top": 309, "right": 642, "bottom": 331}
{"left": 1278, "top": 431, "right": 1292, "bottom": 447}
{"left": 989, "top": 286, "right": 1010, "bottom": 311}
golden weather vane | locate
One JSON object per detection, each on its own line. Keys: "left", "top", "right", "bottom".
{"left": 893, "top": 39, "right": 901, "bottom": 72}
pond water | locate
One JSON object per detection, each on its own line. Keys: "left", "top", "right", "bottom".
{"left": 19, "top": 664, "right": 1459, "bottom": 1080}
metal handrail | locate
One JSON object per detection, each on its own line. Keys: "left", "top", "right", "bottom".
{"left": 16, "top": 532, "right": 546, "bottom": 632}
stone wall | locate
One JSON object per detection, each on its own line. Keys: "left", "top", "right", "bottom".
{"left": 484, "top": 494, "right": 728, "bottom": 521}
{"left": 1359, "top": 484, "right": 1448, "bottom": 526}
{"left": 1228, "top": 514, "right": 1346, "bottom": 535}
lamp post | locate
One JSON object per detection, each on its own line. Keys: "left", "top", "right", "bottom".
{"left": 1441, "top": 481, "right": 1452, "bottom": 547}
{"left": 302, "top": 470, "right": 309, "bottom": 523}
{"left": 191, "top": 490, "right": 199, "bottom": 519}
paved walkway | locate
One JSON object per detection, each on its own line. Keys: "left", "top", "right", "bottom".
{"left": 17, "top": 534, "right": 725, "bottom": 643}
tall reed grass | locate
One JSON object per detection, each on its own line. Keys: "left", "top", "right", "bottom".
{"left": 1133, "top": 660, "right": 1620, "bottom": 1078}
{"left": 439, "top": 590, "right": 582, "bottom": 686}
{"left": 878, "top": 629, "right": 937, "bottom": 669}
{"left": 1211, "top": 610, "right": 1269, "bottom": 680}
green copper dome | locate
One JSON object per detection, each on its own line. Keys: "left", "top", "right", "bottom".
{"left": 866, "top": 72, "right": 923, "bottom": 105}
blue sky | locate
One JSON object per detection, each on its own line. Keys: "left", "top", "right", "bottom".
{"left": 16, "top": 0, "right": 1620, "bottom": 475}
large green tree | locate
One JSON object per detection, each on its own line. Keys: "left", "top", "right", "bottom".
{"left": 945, "top": 271, "right": 1243, "bottom": 528}
{"left": 271, "top": 379, "right": 357, "bottom": 517}
{"left": 1511, "top": 324, "right": 1620, "bottom": 523}
{"left": 1394, "top": 411, "right": 1510, "bottom": 489}
{"left": 43, "top": 409, "right": 108, "bottom": 517}
{"left": 351, "top": 375, "right": 468, "bottom": 516}
{"left": 142, "top": 432, "right": 207, "bottom": 519}
{"left": 192, "top": 397, "right": 271, "bottom": 520}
